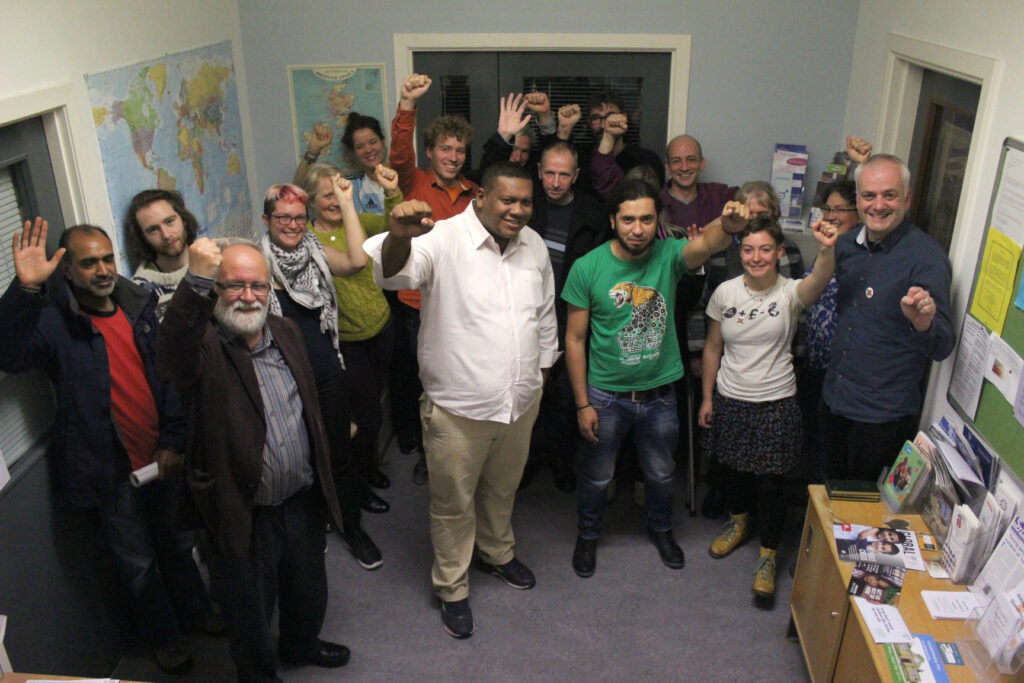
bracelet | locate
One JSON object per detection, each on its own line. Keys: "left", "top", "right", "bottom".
{"left": 303, "top": 150, "right": 320, "bottom": 164}
{"left": 576, "top": 403, "right": 592, "bottom": 411}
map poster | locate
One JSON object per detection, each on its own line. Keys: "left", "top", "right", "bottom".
{"left": 288, "top": 64, "right": 387, "bottom": 173}
{"left": 86, "top": 41, "right": 251, "bottom": 267}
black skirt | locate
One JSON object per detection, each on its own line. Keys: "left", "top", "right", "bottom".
{"left": 702, "top": 388, "right": 802, "bottom": 475}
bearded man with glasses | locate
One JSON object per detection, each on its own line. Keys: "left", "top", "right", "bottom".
{"left": 158, "top": 237, "right": 350, "bottom": 682}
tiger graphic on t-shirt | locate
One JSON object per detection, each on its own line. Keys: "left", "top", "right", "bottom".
{"left": 608, "top": 281, "right": 667, "bottom": 364}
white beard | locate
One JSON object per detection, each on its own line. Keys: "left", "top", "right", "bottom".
{"left": 214, "top": 297, "right": 268, "bottom": 338}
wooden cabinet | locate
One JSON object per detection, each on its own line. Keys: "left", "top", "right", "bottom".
{"left": 791, "top": 496, "right": 852, "bottom": 681}
{"left": 790, "top": 485, "right": 1007, "bottom": 683}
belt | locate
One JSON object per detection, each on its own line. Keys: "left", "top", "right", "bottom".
{"left": 610, "top": 384, "right": 672, "bottom": 403}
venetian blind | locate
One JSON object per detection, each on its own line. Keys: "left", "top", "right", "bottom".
{"left": 0, "top": 165, "right": 55, "bottom": 469}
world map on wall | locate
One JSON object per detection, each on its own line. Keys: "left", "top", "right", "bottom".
{"left": 289, "top": 65, "right": 387, "bottom": 173}
{"left": 86, "top": 41, "right": 251, "bottom": 265}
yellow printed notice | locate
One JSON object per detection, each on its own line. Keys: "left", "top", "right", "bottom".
{"left": 970, "top": 227, "right": 1021, "bottom": 334}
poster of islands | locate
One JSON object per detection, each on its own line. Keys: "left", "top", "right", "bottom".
{"left": 86, "top": 41, "right": 251, "bottom": 267}
{"left": 288, "top": 63, "right": 388, "bottom": 173}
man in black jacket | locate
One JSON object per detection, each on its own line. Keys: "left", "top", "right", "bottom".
{"left": 0, "top": 219, "right": 216, "bottom": 674}
{"left": 519, "top": 141, "right": 609, "bottom": 491}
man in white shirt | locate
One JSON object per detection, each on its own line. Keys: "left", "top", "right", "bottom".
{"left": 364, "top": 161, "right": 558, "bottom": 640}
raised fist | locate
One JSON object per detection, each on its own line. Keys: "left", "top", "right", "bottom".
{"left": 846, "top": 135, "right": 872, "bottom": 164}
{"left": 401, "top": 74, "right": 432, "bottom": 101}
{"left": 377, "top": 164, "right": 399, "bottom": 194}
{"left": 524, "top": 92, "right": 550, "bottom": 114}
{"left": 188, "top": 237, "right": 223, "bottom": 280}
{"left": 388, "top": 200, "right": 434, "bottom": 238}
{"left": 721, "top": 201, "right": 751, "bottom": 235}
{"left": 604, "top": 113, "right": 628, "bottom": 137}
{"left": 811, "top": 218, "right": 839, "bottom": 247}
{"left": 558, "top": 104, "right": 582, "bottom": 129}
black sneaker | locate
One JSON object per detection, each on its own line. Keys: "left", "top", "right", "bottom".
{"left": 341, "top": 527, "right": 383, "bottom": 570}
{"left": 154, "top": 643, "right": 193, "bottom": 675}
{"left": 572, "top": 536, "right": 596, "bottom": 578}
{"left": 367, "top": 467, "right": 391, "bottom": 490}
{"left": 397, "top": 433, "right": 419, "bottom": 454}
{"left": 360, "top": 490, "right": 390, "bottom": 513}
{"left": 411, "top": 454, "right": 428, "bottom": 485}
{"left": 649, "top": 528, "right": 685, "bottom": 569}
{"left": 440, "top": 597, "right": 474, "bottom": 639}
{"left": 475, "top": 556, "right": 536, "bottom": 590}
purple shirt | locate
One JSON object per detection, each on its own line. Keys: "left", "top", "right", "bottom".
{"left": 660, "top": 181, "right": 738, "bottom": 233}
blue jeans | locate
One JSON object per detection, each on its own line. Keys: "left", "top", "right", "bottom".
{"left": 577, "top": 384, "right": 679, "bottom": 539}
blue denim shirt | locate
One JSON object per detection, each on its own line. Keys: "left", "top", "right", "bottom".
{"left": 823, "top": 220, "right": 955, "bottom": 422}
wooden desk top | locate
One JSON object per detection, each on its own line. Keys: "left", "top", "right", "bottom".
{"left": 0, "top": 674, "right": 146, "bottom": 682}
{"left": 808, "top": 485, "right": 1011, "bottom": 683}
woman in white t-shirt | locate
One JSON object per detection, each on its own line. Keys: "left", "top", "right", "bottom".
{"left": 699, "top": 216, "right": 838, "bottom": 605}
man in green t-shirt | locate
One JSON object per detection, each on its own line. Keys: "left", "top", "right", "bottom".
{"left": 562, "top": 179, "right": 750, "bottom": 577}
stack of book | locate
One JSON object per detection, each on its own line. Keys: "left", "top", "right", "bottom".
{"left": 826, "top": 479, "right": 880, "bottom": 502}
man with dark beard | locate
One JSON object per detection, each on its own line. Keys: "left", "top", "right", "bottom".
{"left": 561, "top": 180, "right": 750, "bottom": 578}
{"left": 158, "top": 238, "right": 348, "bottom": 683}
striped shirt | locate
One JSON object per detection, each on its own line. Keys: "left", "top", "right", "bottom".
{"left": 247, "top": 326, "right": 314, "bottom": 505}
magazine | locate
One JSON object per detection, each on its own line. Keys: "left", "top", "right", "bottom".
{"left": 848, "top": 562, "right": 906, "bottom": 605}
{"left": 833, "top": 523, "right": 926, "bottom": 571}
{"left": 884, "top": 634, "right": 951, "bottom": 683}
{"left": 880, "top": 439, "right": 932, "bottom": 511}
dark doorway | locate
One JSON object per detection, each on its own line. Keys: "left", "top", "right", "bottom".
{"left": 907, "top": 70, "right": 981, "bottom": 254}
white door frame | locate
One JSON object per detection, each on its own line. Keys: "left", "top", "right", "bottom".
{"left": 0, "top": 83, "right": 90, "bottom": 230}
{"left": 876, "top": 33, "right": 997, "bottom": 292}
{"left": 393, "top": 33, "right": 691, "bottom": 146}
{"left": 875, "top": 33, "right": 998, "bottom": 422}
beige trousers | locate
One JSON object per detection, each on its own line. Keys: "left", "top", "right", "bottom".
{"left": 421, "top": 392, "right": 541, "bottom": 602}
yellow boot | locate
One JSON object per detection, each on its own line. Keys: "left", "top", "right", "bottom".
{"left": 709, "top": 512, "right": 750, "bottom": 559}
{"left": 753, "top": 546, "right": 777, "bottom": 600}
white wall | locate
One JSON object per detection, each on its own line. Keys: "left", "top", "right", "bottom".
{"left": 238, "top": 0, "right": 860, "bottom": 202}
{"left": 0, "top": 0, "right": 256, "bottom": 253}
{"left": 842, "top": 1, "right": 1020, "bottom": 439}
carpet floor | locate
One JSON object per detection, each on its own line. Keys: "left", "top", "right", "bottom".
{"left": 114, "top": 440, "right": 813, "bottom": 682}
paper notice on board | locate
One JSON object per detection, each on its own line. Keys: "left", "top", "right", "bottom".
{"left": 949, "top": 315, "right": 991, "bottom": 418}
{"left": 970, "top": 228, "right": 1021, "bottom": 335}
{"left": 1015, "top": 367, "right": 1024, "bottom": 429}
{"left": 984, "top": 332, "right": 1024, "bottom": 404}
{"left": 991, "top": 147, "right": 1024, "bottom": 244}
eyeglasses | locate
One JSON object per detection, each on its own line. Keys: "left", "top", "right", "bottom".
{"left": 215, "top": 281, "right": 271, "bottom": 297}
{"left": 822, "top": 207, "right": 858, "bottom": 217}
{"left": 271, "top": 214, "right": 308, "bottom": 226}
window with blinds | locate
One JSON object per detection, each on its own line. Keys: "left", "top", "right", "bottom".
{"left": 439, "top": 75, "right": 474, "bottom": 169}
{"left": 521, "top": 76, "right": 645, "bottom": 151}
{"left": 0, "top": 164, "right": 55, "bottom": 470}
{"left": 0, "top": 167, "right": 24, "bottom": 285}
